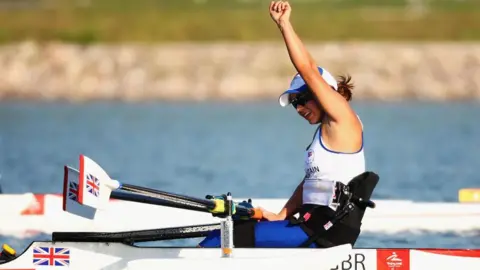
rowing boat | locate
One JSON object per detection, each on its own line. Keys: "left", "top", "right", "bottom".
{"left": 1, "top": 194, "right": 480, "bottom": 238}
{"left": 1, "top": 154, "right": 480, "bottom": 270}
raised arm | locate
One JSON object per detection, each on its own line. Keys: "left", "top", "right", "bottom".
{"left": 270, "top": 1, "right": 358, "bottom": 124}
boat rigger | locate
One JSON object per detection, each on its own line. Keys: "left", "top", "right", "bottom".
{"left": 1, "top": 194, "right": 480, "bottom": 238}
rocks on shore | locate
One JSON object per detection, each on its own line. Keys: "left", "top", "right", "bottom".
{"left": 0, "top": 41, "right": 479, "bottom": 101}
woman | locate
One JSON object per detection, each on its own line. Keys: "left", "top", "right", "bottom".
{"left": 198, "top": 0, "right": 370, "bottom": 248}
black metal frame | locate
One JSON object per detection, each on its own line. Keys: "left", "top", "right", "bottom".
{"left": 52, "top": 223, "right": 221, "bottom": 244}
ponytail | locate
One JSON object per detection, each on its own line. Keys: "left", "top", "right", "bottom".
{"left": 337, "top": 74, "right": 354, "bottom": 101}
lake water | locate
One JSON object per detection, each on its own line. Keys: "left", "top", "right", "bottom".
{"left": 1, "top": 100, "right": 479, "bottom": 252}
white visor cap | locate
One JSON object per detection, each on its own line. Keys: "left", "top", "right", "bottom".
{"left": 278, "top": 67, "right": 338, "bottom": 107}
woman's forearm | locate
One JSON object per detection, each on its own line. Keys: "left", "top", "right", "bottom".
{"left": 278, "top": 20, "right": 316, "bottom": 73}
{"left": 277, "top": 179, "right": 304, "bottom": 219}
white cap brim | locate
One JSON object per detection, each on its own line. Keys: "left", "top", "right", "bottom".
{"left": 278, "top": 67, "right": 338, "bottom": 107}
{"left": 278, "top": 89, "right": 304, "bottom": 107}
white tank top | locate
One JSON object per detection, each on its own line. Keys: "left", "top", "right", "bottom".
{"left": 302, "top": 120, "right": 365, "bottom": 210}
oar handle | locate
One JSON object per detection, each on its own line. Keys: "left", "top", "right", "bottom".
{"left": 114, "top": 183, "right": 265, "bottom": 220}
{"left": 233, "top": 204, "right": 263, "bottom": 220}
{"left": 249, "top": 207, "right": 263, "bottom": 219}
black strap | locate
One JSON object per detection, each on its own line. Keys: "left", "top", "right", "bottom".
{"left": 299, "top": 202, "right": 356, "bottom": 248}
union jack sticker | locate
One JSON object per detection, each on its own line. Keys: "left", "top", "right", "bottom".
{"left": 33, "top": 247, "right": 70, "bottom": 266}
{"left": 86, "top": 174, "right": 100, "bottom": 197}
{"left": 68, "top": 182, "right": 78, "bottom": 201}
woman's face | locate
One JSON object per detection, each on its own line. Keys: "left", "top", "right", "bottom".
{"left": 289, "top": 92, "right": 323, "bottom": 124}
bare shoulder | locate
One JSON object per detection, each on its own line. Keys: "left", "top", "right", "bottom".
{"left": 342, "top": 113, "right": 364, "bottom": 151}
{"left": 323, "top": 112, "right": 363, "bottom": 153}
{"left": 340, "top": 109, "right": 363, "bottom": 137}
{"left": 327, "top": 105, "right": 362, "bottom": 131}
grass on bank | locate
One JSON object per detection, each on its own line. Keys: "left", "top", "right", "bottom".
{"left": 0, "top": 0, "right": 478, "bottom": 43}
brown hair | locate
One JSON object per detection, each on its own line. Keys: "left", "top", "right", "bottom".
{"left": 337, "top": 74, "right": 354, "bottom": 101}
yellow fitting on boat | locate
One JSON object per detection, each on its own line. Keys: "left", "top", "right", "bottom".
{"left": 459, "top": 188, "right": 480, "bottom": 203}
{"left": 210, "top": 198, "right": 236, "bottom": 214}
{"left": 211, "top": 199, "right": 226, "bottom": 213}
{"left": 2, "top": 244, "right": 16, "bottom": 256}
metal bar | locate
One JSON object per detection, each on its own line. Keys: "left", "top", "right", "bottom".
{"left": 115, "top": 185, "right": 262, "bottom": 219}
{"left": 220, "top": 192, "right": 234, "bottom": 258}
{"left": 52, "top": 223, "right": 220, "bottom": 243}
{"left": 110, "top": 190, "right": 212, "bottom": 213}
{"left": 120, "top": 184, "right": 216, "bottom": 211}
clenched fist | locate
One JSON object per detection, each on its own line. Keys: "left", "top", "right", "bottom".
{"left": 269, "top": 0, "right": 291, "bottom": 26}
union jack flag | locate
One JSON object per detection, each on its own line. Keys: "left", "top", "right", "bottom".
{"left": 33, "top": 247, "right": 70, "bottom": 266}
{"left": 68, "top": 182, "right": 78, "bottom": 201}
{"left": 86, "top": 173, "right": 100, "bottom": 197}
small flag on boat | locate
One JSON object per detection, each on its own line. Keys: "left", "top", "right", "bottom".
{"left": 33, "top": 247, "right": 70, "bottom": 266}
{"left": 86, "top": 174, "right": 100, "bottom": 197}
{"left": 68, "top": 182, "right": 79, "bottom": 201}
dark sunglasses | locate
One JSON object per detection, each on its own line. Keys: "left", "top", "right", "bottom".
{"left": 290, "top": 92, "right": 314, "bottom": 108}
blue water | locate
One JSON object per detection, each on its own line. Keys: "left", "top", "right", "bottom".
{"left": 1, "top": 100, "right": 479, "bottom": 252}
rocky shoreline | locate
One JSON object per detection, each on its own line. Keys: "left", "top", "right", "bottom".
{"left": 0, "top": 41, "right": 479, "bottom": 101}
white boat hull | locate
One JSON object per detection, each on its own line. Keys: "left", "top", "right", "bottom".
{"left": 1, "top": 193, "right": 479, "bottom": 238}
{"left": 0, "top": 242, "right": 352, "bottom": 270}
{"left": 1, "top": 241, "right": 480, "bottom": 270}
